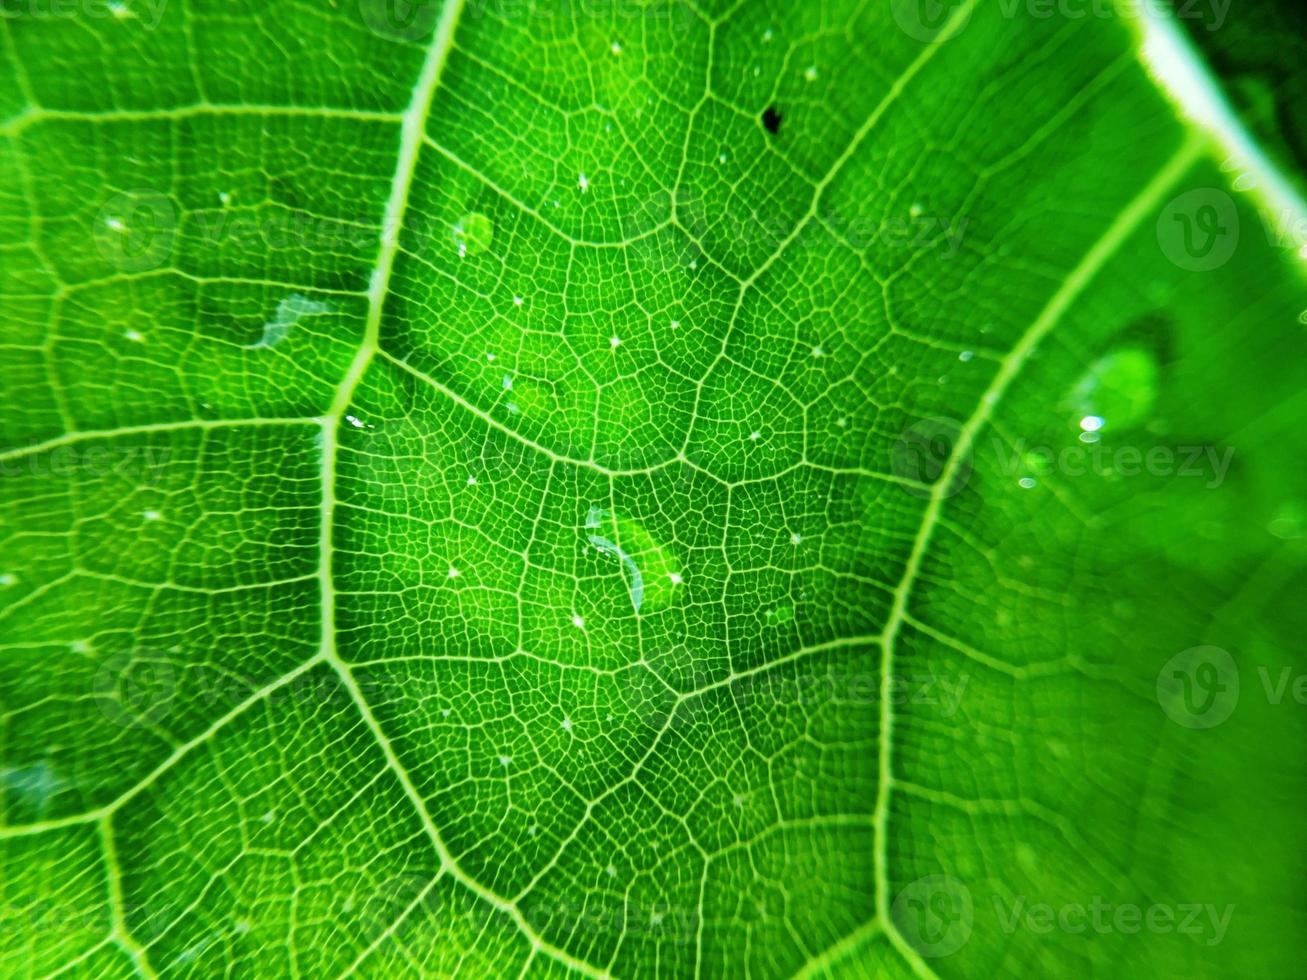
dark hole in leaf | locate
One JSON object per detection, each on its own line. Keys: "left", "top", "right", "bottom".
{"left": 762, "top": 106, "right": 782, "bottom": 135}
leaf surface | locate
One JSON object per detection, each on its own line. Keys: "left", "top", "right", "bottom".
{"left": 1, "top": 1, "right": 1305, "bottom": 977}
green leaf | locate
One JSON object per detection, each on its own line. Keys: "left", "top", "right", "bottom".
{"left": 1170, "top": 0, "right": 1307, "bottom": 200}
{"left": 2, "top": 1, "right": 1304, "bottom": 977}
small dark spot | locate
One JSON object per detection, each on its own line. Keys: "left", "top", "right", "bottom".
{"left": 762, "top": 106, "right": 782, "bottom": 135}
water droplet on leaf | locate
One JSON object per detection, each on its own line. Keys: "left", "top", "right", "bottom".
{"left": 244, "top": 293, "right": 330, "bottom": 349}
{"left": 452, "top": 212, "right": 493, "bottom": 257}
{"left": 1067, "top": 347, "right": 1158, "bottom": 432}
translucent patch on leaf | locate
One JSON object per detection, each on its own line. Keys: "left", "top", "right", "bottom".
{"left": 244, "top": 293, "right": 330, "bottom": 349}
{"left": 1, "top": 761, "right": 63, "bottom": 818}
{"left": 452, "top": 212, "right": 494, "bottom": 257}
{"left": 1065, "top": 347, "right": 1158, "bottom": 432}
{"left": 766, "top": 604, "right": 794, "bottom": 624}
{"left": 584, "top": 506, "right": 679, "bottom": 613}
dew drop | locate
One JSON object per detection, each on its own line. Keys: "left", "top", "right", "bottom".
{"left": 1067, "top": 348, "right": 1157, "bottom": 431}
{"left": 452, "top": 212, "right": 494, "bottom": 257}
{"left": 1268, "top": 502, "right": 1304, "bottom": 540}
{"left": 583, "top": 507, "right": 679, "bottom": 613}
